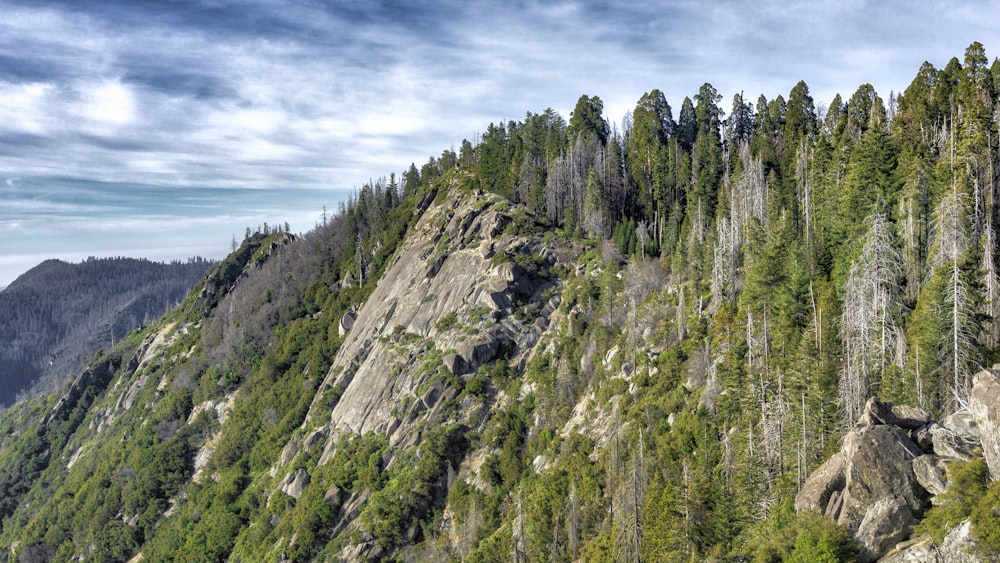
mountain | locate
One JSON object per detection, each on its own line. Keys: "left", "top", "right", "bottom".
{"left": 3, "top": 42, "right": 1000, "bottom": 562}
{"left": 0, "top": 257, "right": 213, "bottom": 408}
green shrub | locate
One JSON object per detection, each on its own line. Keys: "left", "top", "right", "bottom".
{"left": 435, "top": 311, "right": 458, "bottom": 332}
{"left": 922, "top": 457, "right": 989, "bottom": 543}
{"left": 971, "top": 479, "right": 1000, "bottom": 556}
{"left": 742, "top": 501, "right": 857, "bottom": 563}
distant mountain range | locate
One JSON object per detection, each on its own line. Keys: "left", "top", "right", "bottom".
{"left": 0, "top": 257, "right": 212, "bottom": 407}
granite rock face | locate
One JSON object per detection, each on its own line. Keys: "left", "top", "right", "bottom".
{"left": 970, "top": 367, "right": 1000, "bottom": 481}
{"left": 309, "top": 190, "right": 558, "bottom": 445}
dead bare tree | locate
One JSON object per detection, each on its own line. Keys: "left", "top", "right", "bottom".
{"left": 840, "top": 213, "right": 903, "bottom": 424}
{"left": 931, "top": 189, "right": 976, "bottom": 407}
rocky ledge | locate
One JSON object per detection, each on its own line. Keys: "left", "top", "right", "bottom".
{"left": 796, "top": 367, "right": 1000, "bottom": 562}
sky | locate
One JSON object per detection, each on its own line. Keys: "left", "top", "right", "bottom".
{"left": 2, "top": 0, "right": 1000, "bottom": 288}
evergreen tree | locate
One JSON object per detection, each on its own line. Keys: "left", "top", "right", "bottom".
{"left": 569, "top": 95, "right": 610, "bottom": 145}
{"left": 677, "top": 96, "right": 697, "bottom": 151}
{"left": 691, "top": 83, "right": 725, "bottom": 220}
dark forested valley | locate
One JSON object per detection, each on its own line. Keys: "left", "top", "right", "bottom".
{"left": 1, "top": 43, "right": 1000, "bottom": 562}
{"left": 0, "top": 257, "right": 212, "bottom": 407}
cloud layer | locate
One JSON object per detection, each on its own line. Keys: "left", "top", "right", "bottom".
{"left": 2, "top": 0, "right": 999, "bottom": 285}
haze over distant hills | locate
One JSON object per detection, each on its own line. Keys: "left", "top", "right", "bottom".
{"left": 0, "top": 177, "right": 336, "bottom": 289}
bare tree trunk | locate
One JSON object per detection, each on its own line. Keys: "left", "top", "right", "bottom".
{"left": 568, "top": 481, "right": 580, "bottom": 560}
{"left": 514, "top": 485, "right": 525, "bottom": 563}
{"left": 840, "top": 214, "right": 903, "bottom": 424}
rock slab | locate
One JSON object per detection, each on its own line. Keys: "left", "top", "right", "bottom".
{"left": 971, "top": 367, "right": 1000, "bottom": 481}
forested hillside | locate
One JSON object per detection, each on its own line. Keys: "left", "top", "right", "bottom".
{"left": 1, "top": 42, "right": 1000, "bottom": 562}
{"left": 0, "top": 257, "right": 212, "bottom": 407}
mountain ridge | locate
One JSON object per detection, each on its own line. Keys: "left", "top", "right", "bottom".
{"left": 3, "top": 42, "right": 1000, "bottom": 561}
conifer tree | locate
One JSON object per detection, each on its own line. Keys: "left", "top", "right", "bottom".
{"left": 569, "top": 95, "right": 610, "bottom": 145}
{"left": 628, "top": 90, "right": 674, "bottom": 224}
{"left": 692, "top": 83, "right": 725, "bottom": 219}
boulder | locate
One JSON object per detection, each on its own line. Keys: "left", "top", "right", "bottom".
{"left": 942, "top": 410, "right": 980, "bottom": 442}
{"left": 800, "top": 398, "right": 993, "bottom": 563}
{"left": 855, "top": 496, "right": 917, "bottom": 563}
{"left": 455, "top": 335, "right": 500, "bottom": 374}
{"left": 912, "top": 454, "right": 949, "bottom": 497}
{"left": 857, "top": 397, "right": 931, "bottom": 429}
{"left": 930, "top": 425, "right": 978, "bottom": 461}
{"left": 838, "top": 425, "right": 926, "bottom": 531}
{"left": 480, "top": 290, "right": 512, "bottom": 313}
{"left": 442, "top": 353, "right": 467, "bottom": 376}
{"left": 339, "top": 310, "right": 356, "bottom": 337}
{"left": 280, "top": 468, "right": 310, "bottom": 499}
{"left": 971, "top": 367, "right": 1000, "bottom": 481}
{"left": 795, "top": 451, "right": 846, "bottom": 515}
{"left": 797, "top": 422, "right": 928, "bottom": 563}
{"left": 889, "top": 404, "right": 934, "bottom": 430}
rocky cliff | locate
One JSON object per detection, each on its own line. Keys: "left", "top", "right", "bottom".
{"left": 260, "top": 186, "right": 568, "bottom": 557}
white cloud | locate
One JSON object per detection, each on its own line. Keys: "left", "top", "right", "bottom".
{"left": 0, "top": 82, "right": 55, "bottom": 134}
{"left": 78, "top": 80, "right": 137, "bottom": 126}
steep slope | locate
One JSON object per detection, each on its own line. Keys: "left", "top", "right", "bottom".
{"left": 0, "top": 257, "right": 212, "bottom": 407}
{"left": 255, "top": 185, "right": 563, "bottom": 558}
{"left": 0, "top": 171, "right": 997, "bottom": 562}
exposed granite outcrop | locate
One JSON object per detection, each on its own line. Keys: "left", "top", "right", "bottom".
{"left": 796, "top": 398, "right": 931, "bottom": 561}
{"left": 306, "top": 189, "right": 558, "bottom": 445}
{"left": 970, "top": 366, "right": 1000, "bottom": 481}
{"left": 796, "top": 386, "right": 1000, "bottom": 562}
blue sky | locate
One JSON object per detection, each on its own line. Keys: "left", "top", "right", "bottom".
{"left": 2, "top": 0, "right": 1000, "bottom": 287}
